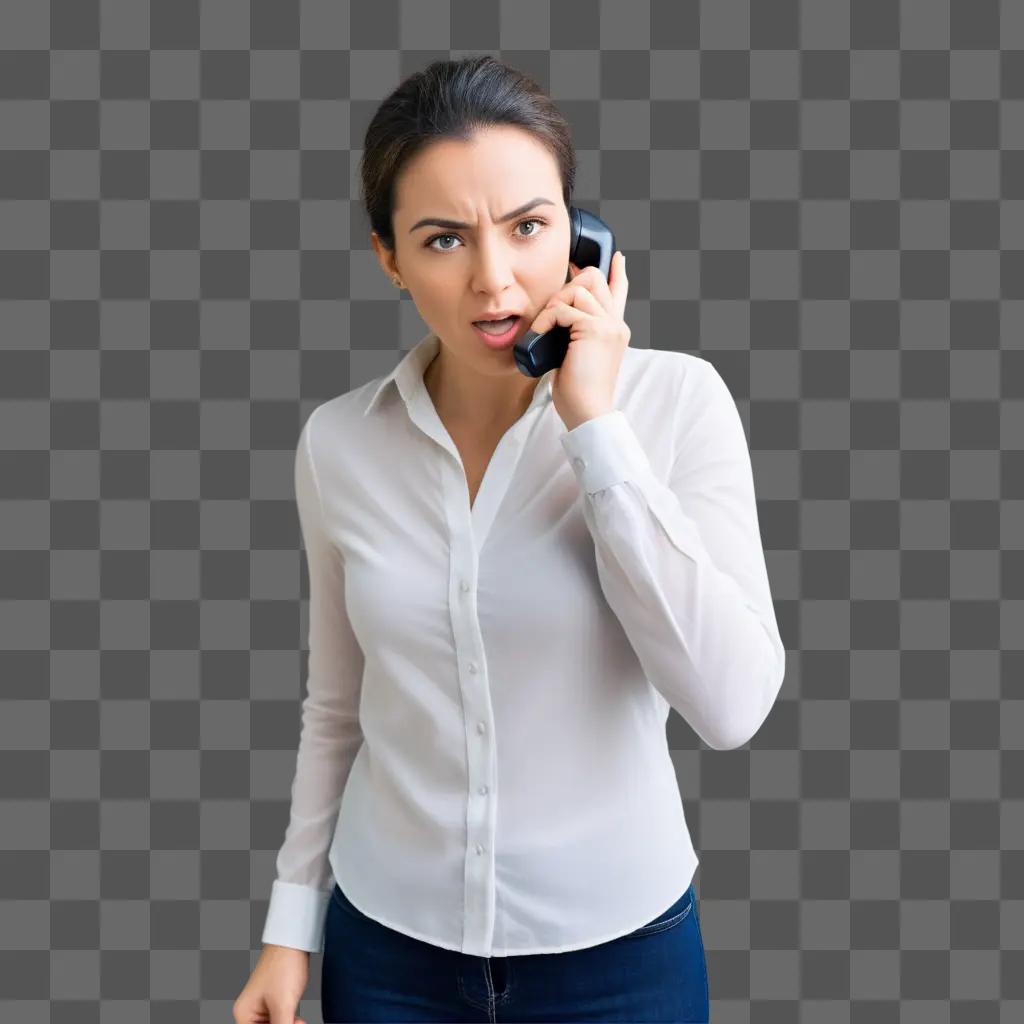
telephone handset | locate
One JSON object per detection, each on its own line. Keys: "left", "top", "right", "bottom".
{"left": 513, "top": 206, "right": 616, "bottom": 378}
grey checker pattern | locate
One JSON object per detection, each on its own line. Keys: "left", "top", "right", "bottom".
{"left": 1, "top": 0, "right": 1023, "bottom": 1021}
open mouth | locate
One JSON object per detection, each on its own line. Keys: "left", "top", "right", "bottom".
{"left": 471, "top": 315, "right": 522, "bottom": 346}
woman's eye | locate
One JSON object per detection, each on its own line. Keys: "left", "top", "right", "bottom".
{"left": 425, "top": 218, "right": 546, "bottom": 252}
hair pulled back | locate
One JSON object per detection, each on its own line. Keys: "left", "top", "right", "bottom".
{"left": 360, "top": 55, "right": 576, "bottom": 252}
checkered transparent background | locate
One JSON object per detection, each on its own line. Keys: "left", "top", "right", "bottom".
{"left": 1, "top": 1, "right": 1023, "bottom": 1021}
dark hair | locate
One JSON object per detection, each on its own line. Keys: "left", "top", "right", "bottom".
{"left": 360, "top": 55, "right": 576, "bottom": 252}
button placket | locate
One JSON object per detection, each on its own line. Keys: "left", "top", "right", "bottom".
{"left": 445, "top": 460, "right": 500, "bottom": 956}
{"left": 458, "top": 565, "right": 497, "bottom": 954}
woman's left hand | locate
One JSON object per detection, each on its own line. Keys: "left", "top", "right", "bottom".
{"left": 528, "top": 250, "right": 630, "bottom": 431}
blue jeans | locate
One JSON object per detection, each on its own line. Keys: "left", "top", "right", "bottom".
{"left": 321, "top": 879, "right": 709, "bottom": 1022}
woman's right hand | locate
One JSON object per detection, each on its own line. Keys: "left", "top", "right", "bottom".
{"left": 233, "top": 943, "right": 311, "bottom": 1024}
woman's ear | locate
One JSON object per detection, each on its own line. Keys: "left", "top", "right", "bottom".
{"left": 370, "top": 231, "right": 398, "bottom": 280}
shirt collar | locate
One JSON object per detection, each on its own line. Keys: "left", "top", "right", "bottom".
{"left": 363, "top": 330, "right": 557, "bottom": 418}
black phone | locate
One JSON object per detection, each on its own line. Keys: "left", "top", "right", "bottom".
{"left": 513, "top": 206, "right": 616, "bottom": 378}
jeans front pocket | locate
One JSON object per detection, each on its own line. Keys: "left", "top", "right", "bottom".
{"left": 625, "top": 884, "right": 695, "bottom": 938}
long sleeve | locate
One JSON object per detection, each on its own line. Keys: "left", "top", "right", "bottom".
{"left": 559, "top": 357, "right": 785, "bottom": 752}
{"left": 260, "top": 409, "right": 366, "bottom": 952}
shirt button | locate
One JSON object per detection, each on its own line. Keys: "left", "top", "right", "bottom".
{"left": 460, "top": 580, "right": 470, "bottom": 592}
{"left": 573, "top": 456, "right": 586, "bottom": 470}
{"left": 476, "top": 843, "right": 485, "bottom": 855}
{"left": 469, "top": 661, "right": 478, "bottom": 673}
{"left": 477, "top": 721, "right": 486, "bottom": 734}
{"left": 479, "top": 785, "right": 488, "bottom": 795}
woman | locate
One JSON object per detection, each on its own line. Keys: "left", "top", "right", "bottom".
{"left": 234, "top": 55, "right": 785, "bottom": 1023}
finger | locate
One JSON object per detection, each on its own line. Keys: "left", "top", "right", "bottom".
{"left": 599, "top": 251, "right": 627, "bottom": 315}
{"left": 545, "top": 277, "right": 588, "bottom": 318}
{"left": 529, "top": 299, "right": 594, "bottom": 336}
{"left": 610, "top": 250, "right": 628, "bottom": 317}
{"left": 568, "top": 263, "right": 617, "bottom": 316}
{"left": 564, "top": 284, "right": 606, "bottom": 317}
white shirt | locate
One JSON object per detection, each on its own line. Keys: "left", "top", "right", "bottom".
{"left": 260, "top": 328, "right": 785, "bottom": 957}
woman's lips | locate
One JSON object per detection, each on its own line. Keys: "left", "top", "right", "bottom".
{"left": 471, "top": 316, "right": 524, "bottom": 348}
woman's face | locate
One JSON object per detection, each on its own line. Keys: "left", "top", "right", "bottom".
{"left": 372, "top": 125, "right": 571, "bottom": 375}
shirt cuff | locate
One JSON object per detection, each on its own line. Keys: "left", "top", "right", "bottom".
{"left": 559, "top": 409, "right": 656, "bottom": 495}
{"left": 261, "top": 879, "right": 332, "bottom": 953}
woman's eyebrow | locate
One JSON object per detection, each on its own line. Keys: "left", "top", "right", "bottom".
{"left": 409, "top": 197, "right": 555, "bottom": 233}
